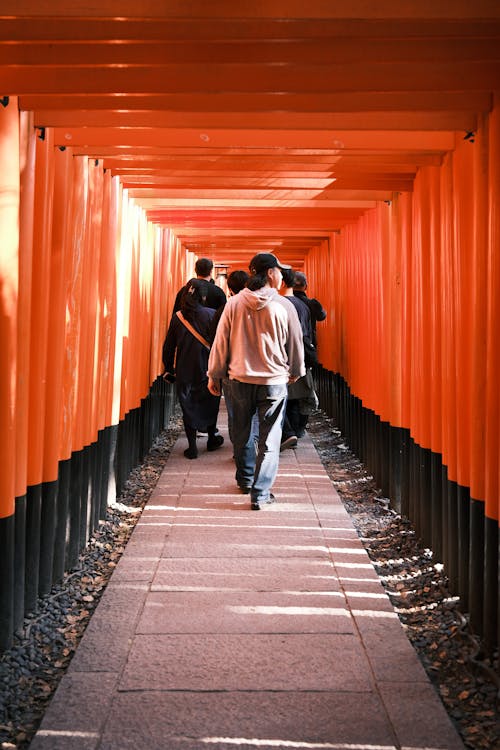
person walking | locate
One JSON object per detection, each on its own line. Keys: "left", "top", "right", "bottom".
{"left": 293, "top": 271, "right": 326, "bottom": 347}
{"left": 207, "top": 253, "right": 305, "bottom": 510}
{"left": 279, "top": 267, "right": 317, "bottom": 449}
{"left": 208, "top": 269, "right": 249, "bottom": 343}
{"left": 173, "top": 257, "right": 226, "bottom": 312}
{"left": 163, "top": 278, "right": 224, "bottom": 459}
{"left": 292, "top": 270, "right": 326, "bottom": 435}
{"left": 208, "top": 269, "right": 249, "bottom": 444}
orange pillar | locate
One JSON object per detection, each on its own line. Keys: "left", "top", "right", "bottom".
{"left": 27, "top": 128, "right": 54, "bottom": 486}
{"left": 484, "top": 99, "right": 500, "bottom": 526}
{"left": 483, "top": 100, "right": 500, "bottom": 648}
{"left": 42, "top": 146, "right": 72, "bottom": 483}
{"left": 96, "top": 168, "right": 118, "bottom": 437}
{"left": 60, "top": 154, "right": 85, "bottom": 464}
{"left": 25, "top": 125, "right": 55, "bottom": 611}
{"left": 16, "top": 112, "right": 35, "bottom": 506}
{"left": 38, "top": 144, "right": 72, "bottom": 593}
{"left": 0, "top": 99, "right": 19, "bottom": 520}
{"left": 0, "top": 97, "right": 20, "bottom": 649}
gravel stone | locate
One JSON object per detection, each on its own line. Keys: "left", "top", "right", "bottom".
{"left": 0, "top": 406, "right": 498, "bottom": 750}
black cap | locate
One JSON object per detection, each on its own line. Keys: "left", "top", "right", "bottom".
{"left": 249, "top": 252, "right": 291, "bottom": 275}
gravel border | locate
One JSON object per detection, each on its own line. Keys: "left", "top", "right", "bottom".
{"left": 0, "top": 407, "right": 498, "bottom": 749}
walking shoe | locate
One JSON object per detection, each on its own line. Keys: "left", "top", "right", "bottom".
{"left": 280, "top": 435, "right": 298, "bottom": 451}
{"left": 207, "top": 434, "right": 224, "bottom": 451}
{"left": 184, "top": 447, "right": 198, "bottom": 459}
{"left": 251, "top": 493, "right": 275, "bottom": 511}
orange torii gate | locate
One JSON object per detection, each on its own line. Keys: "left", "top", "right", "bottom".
{"left": 0, "top": 3, "right": 499, "bottom": 660}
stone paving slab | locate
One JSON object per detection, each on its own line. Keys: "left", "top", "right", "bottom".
{"left": 29, "top": 673, "right": 118, "bottom": 750}
{"left": 119, "top": 633, "right": 373, "bottom": 692}
{"left": 104, "top": 554, "right": 160, "bottom": 581}
{"left": 165, "top": 527, "right": 333, "bottom": 546}
{"left": 67, "top": 584, "right": 149, "bottom": 674}
{"left": 173, "top": 493, "right": 322, "bottom": 511}
{"left": 31, "top": 407, "right": 465, "bottom": 750}
{"left": 147, "top": 513, "right": 325, "bottom": 527}
{"left": 379, "top": 681, "right": 466, "bottom": 749}
{"left": 136, "top": 590, "right": 355, "bottom": 634}
{"left": 98, "top": 691, "right": 400, "bottom": 750}
{"left": 159, "top": 540, "right": 333, "bottom": 559}
{"left": 151, "top": 555, "right": 343, "bottom": 591}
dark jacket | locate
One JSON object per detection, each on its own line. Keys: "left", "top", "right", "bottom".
{"left": 173, "top": 280, "right": 226, "bottom": 313}
{"left": 293, "top": 290, "right": 326, "bottom": 347}
{"left": 162, "top": 304, "right": 220, "bottom": 430}
{"left": 284, "top": 295, "right": 317, "bottom": 367}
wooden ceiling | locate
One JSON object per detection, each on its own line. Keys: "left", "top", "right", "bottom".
{"left": 2, "top": 1, "right": 500, "bottom": 270}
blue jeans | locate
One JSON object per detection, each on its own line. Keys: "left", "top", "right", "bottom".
{"left": 226, "top": 380, "right": 288, "bottom": 503}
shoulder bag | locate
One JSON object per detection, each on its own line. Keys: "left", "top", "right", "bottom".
{"left": 176, "top": 311, "right": 211, "bottom": 351}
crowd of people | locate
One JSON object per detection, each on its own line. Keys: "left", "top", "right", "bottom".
{"left": 162, "top": 254, "right": 326, "bottom": 511}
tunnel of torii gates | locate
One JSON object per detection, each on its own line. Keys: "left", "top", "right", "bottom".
{"left": 0, "top": 3, "right": 499, "bottom": 661}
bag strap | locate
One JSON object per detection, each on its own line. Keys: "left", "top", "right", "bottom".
{"left": 176, "top": 311, "right": 211, "bottom": 351}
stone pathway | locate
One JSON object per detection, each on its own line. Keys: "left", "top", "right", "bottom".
{"left": 30, "top": 407, "right": 465, "bottom": 750}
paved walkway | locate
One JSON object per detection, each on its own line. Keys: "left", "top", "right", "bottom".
{"left": 31, "top": 406, "right": 464, "bottom": 749}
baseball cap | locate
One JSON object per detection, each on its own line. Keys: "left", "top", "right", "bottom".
{"left": 249, "top": 252, "right": 291, "bottom": 275}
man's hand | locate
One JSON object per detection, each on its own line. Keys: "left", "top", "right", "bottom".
{"left": 288, "top": 375, "right": 299, "bottom": 384}
{"left": 208, "top": 376, "right": 221, "bottom": 396}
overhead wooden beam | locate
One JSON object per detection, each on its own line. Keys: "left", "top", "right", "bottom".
{"left": 32, "top": 109, "right": 479, "bottom": 132}
{"left": 103, "top": 153, "right": 443, "bottom": 169}
{"left": 24, "top": 91, "right": 493, "bottom": 114}
{"left": 4, "top": 61, "right": 500, "bottom": 95}
{"left": 50, "top": 127, "right": 456, "bottom": 151}
{"left": 129, "top": 187, "right": 402, "bottom": 201}
{"left": 3, "top": 37, "right": 500, "bottom": 66}
{"left": 2, "top": 1, "right": 500, "bottom": 22}
{"left": 120, "top": 177, "right": 409, "bottom": 189}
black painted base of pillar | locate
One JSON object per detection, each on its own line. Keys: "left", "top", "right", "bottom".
{"left": 0, "top": 376, "right": 176, "bottom": 653}
{"left": 14, "top": 496, "right": 26, "bottom": 631}
{"left": 0, "top": 513, "right": 15, "bottom": 651}
{"left": 39, "top": 480, "right": 58, "bottom": 597}
{"left": 314, "top": 365, "right": 499, "bottom": 656}
{"left": 25, "top": 484, "right": 42, "bottom": 614}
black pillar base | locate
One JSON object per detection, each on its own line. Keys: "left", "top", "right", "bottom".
{"left": 315, "top": 367, "right": 499, "bottom": 656}
{"left": 0, "top": 513, "right": 15, "bottom": 650}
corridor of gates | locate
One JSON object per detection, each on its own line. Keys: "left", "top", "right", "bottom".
{"left": 0, "top": 3, "right": 499, "bottom": 748}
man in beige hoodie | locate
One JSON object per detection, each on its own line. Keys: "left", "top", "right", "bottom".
{"left": 208, "top": 253, "right": 305, "bottom": 510}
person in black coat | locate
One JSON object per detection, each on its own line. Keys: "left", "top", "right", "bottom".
{"left": 163, "top": 279, "right": 224, "bottom": 459}
{"left": 293, "top": 271, "right": 326, "bottom": 347}
{"left": 173, "top": 257, "right": 226, "bottom": 313}
{"left": 280, "top": 268, "right": 318, "bottom": 447}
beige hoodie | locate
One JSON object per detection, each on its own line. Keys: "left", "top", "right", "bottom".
{"left": 208, "top": 286, "right": 305, "bottom": 385}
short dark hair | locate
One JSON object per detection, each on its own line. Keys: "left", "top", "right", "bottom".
{"left": 281, "top": 268, "right": 296, "bottom": 288}
{"left": 293, "top": 271, "right": 307, "bottom": 290}
{"left": 227, "top": 270, "right": 249, "bottom": 295}
{"left": 195, "top": 257, "right": 214, "bottom": 277}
